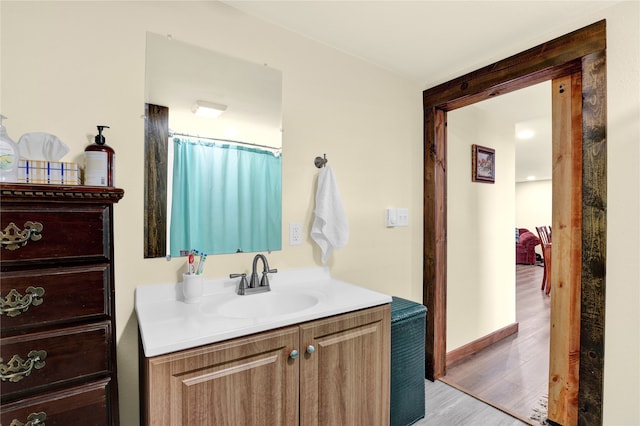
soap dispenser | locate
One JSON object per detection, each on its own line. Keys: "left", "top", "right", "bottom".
{"left": 0, "top": 114, "right": 20, "bottom": 183}
{"left": 84, "top": 125, "right": 114, "bottom": 186}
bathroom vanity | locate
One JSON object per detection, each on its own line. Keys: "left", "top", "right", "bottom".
{"left": 0, "top": 183, "right": 124, "bottom": 425}
{"left": 137, "top": 268, "right": 392, "bottom": 425}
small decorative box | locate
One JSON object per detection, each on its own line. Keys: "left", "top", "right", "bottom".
{"left": 17, "top": 159, "right": 81, "bottom": 185}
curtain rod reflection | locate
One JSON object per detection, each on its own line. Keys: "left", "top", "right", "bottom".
{"left": 169, "top": 131, "right": 280, "bottom": 152}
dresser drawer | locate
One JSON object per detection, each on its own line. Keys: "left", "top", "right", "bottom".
{"left": 0, "top": 205, "right": 110, "bottom": 264}
{"left": 1, "top": 377, "right": 113, "bottom": 426}
{"left": 0, "top": 321, "right": 112, "bottom": 402}
{"left": 1, "top": 264, "right": 110, "bottom": 333}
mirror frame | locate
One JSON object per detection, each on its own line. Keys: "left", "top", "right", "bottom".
{"left": 144, "top": 103, "right": 169, "bottom": 258}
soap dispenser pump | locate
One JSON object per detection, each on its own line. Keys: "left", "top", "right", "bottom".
{"left": 84, "top": 125, "right": 114, "bottom": 186}
{"left": 0, "top": 114, "right": 20, "bottom": 183}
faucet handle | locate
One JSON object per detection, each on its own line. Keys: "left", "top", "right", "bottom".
{"left": 230, "top": 273, "right": 248, "bottom": 295}
{"left": 260, "top": 268, "right": 277, "bottom": 287}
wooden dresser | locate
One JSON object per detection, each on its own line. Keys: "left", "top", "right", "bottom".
{"left": 0, "top": 183, "right": 124, "bottom": 425}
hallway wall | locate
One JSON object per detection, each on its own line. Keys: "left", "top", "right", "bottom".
{"left": 446, "top": 105, "right": 516, "bottom": 351}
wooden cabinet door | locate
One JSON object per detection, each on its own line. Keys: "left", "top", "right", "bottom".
{"left": 143, "top": 326, "right": 299, "bottom": 426}
{"left": 299, "top": 305, "right": 391, "bottom": 426}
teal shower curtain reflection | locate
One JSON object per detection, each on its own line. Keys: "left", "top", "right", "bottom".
{"left": 170, "top": 138, "right": 282, "bottom": 256}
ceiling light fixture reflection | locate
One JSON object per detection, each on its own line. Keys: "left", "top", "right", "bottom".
{"left": 527, "top": 175, "right": 536, "bottom": 181}
{"left": 192, "top": 100, "right": 227, "bottom": 118}
{"left": 516, "top": 129, "right": 535, "bottom": 139}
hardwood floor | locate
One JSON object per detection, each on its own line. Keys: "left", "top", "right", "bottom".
{"left": 443, "top": 264, "right": 550, "bottom": 423}
{"left": 416, "top": 379, "right": 528, "bottom": 425}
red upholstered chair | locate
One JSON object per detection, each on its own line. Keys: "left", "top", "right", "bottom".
{"left": 516, "top": 228, "right": 541, "bottom": 265}
{"left": 536, "top": 226, "right": 552, "bottom": 294}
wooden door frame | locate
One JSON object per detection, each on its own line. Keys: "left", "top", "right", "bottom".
{"left": 423, "top": 21, "right": 607, "bottom": 425}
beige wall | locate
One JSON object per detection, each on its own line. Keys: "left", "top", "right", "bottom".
{"left": 446, "top": 105, "right": 516, "bottom": 351}
{"left": 597, "top": 2, "right": 640, "bottom": 424}
{"left": 516, "top": 180, "right": 552, "bottom": 255}
{"left": 446, "top": 104, "right": 553, "bottom": 351}
{"left": 1, "top": 1, "right": 638, "bottom": 425}
{"left": 1, "top": 2, "right": 422, "bottom": 424}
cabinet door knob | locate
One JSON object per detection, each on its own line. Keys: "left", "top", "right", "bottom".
{"left": 306, "top": 345, "right": 315, "bottom": 354}
{"left": 289, "top": 349, "right": 299, "bottom": 359}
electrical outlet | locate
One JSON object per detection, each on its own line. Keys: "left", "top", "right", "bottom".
{"left": 289, "top": 222, "right": 303, "bottom": 246}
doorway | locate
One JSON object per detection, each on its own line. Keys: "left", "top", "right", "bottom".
{"left": 422, "top": 21, "right": 607, "bottom": 426}
{"left": 441, "top": 81, "right": 552, "bottom": 422}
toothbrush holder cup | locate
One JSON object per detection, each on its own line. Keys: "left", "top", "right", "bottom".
{"left": 182, "top": 273, "right": 203, "bottom": 304}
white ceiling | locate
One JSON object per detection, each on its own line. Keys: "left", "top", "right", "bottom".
{"left": 223, "top": 1, "right": 616, "bottom": 86}
{"left": 222, "top": 0, "right": 618, "bottom": 182}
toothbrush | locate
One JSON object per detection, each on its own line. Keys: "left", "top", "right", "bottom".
{"left": 188, "top": 252, "right": 195, "bottom": 275}
{"left": 196, "top": 254, "right": 207, "bottom": 275}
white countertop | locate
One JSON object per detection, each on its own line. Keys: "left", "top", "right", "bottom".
{"left": 135, "top": 267, "right": 392, "bottom": 357}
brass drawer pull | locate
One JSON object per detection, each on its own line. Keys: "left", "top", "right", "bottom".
{"left": 0, "top": 350, "right": 47, "bottom": 383}
{"left": 1, "top": 287, "right": 45, "bottom": 317}
{"left": 1, "top": 221, "right": 44, "bottom": 251}
{"left": 9, "top": 411, "right": 47, "bottom": 426}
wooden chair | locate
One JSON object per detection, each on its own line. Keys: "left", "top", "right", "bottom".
{"left": 536, "top": 226, "right": 552, "bottom": 294}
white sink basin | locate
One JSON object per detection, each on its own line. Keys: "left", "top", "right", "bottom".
{"left": 136, "top": 267, "right": 392, "bottom": 357}
{"left": 215, "top": 291, "right": 319, "bottom": 319}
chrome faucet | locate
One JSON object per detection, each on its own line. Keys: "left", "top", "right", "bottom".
{"left": 230, "top": 254, "right": 277, "bottom": 295}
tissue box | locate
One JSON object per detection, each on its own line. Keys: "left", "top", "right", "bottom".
{"left": 17, "top": 160, "right": 81, "bottom": 185}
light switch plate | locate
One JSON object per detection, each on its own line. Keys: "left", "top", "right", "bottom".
{"left": 386, "top": 208, "right": 397, "bottom": 227}
{"left": 396, "top": 208, "right": 409, "bottom": 226}
{"left": 386, "top": 208, "right": 409, "bottom": 227}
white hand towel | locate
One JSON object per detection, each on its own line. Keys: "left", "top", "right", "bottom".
{"left": 311, "top": 165, "right": 349, "bottom": 263}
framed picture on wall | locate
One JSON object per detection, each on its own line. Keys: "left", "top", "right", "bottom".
{"left": 472, "top": 144, "right": 495, "bottom": 183}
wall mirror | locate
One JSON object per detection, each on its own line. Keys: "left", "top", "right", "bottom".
{"left": 144, "top": 32, "right": 283, "bottom": 258}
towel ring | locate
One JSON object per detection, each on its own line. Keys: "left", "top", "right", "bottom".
{"left": 314, "top": 154, "right": 328, "bottom": 168}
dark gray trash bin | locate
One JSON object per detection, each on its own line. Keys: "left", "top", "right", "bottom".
{"left": 390, "top": 296, "right": 427, "bottom": 426}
